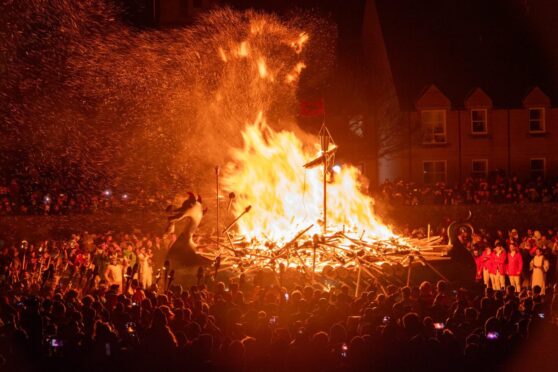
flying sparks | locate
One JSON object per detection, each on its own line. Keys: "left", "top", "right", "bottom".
{"left": 0, "top": 2, "right": 334, "bottom": 194}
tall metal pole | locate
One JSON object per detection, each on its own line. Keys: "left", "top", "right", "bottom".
{"left": 215, "top": 166, "right": 220, "bottom": 246}
{"left": 320, "top": 124, "right": 329, "bottom": 235}
{"left": 323, "top": 148, "right": 327, "bottom": 235}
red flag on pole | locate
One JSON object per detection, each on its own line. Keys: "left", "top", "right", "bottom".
{"left": 299, "top": 98, "right": 325, "bottom": 118}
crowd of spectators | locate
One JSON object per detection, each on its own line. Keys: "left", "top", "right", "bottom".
{"left": 377, "top": 176, "right": 558, "bottom": 206}
{"left": 465, "top": 228, "right": 558, "bottom": 292}
{"left": 0, "top": 231, "right": 170, "bottom": 294}
{"left": 5, "top": 172, "right": 558, "bottom": 216}
{"left": 0, "top": 175, "right": 171, "bottom": 216}
{"left": 1, "top": 227, "right": 558, "bottom": 371}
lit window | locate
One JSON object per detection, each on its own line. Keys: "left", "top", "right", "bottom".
{"left": 423, "top": 161, "right": 446, "bottom": 183}
{"left": 529, "top": 108, "right": 545, "bottom": 133}
{"left": 530, "top": 158, "right": 545, "bottom": 179}
{"left": 471, "top": 109, "right": 487, "bottom": 134}
{"left": 421, "top": 110, "right": 446, "bottom": 144}
{"left": 471, "top": 159, "right": 488, "bottom": 178}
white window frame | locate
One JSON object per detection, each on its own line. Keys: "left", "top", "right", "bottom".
{"left": 530, "top": 158, "right": 546, "bottom": 179}
{"left": 528, "top": 108, "right": 546, "bottom": 133}
{"left": 471, "top": 159, "right": 488, "bottom": 178}
{"left": 470, "top": 109, "right": 488, "bottom": 135}
{"left": 423, "top": 160, "right": 447, "bottom": 184}
{"left": 421, "top": 110, "right": 447, "bottom": 144}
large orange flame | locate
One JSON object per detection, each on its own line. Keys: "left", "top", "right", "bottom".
{"left": 214, "top": 25, "right": 398, "bottom": 248}
{"left": 223, "top": 112, "right": 394, "bottom": 244}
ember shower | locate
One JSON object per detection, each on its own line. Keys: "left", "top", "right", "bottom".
{"left": 0, "top": 1, "right": 334, "bottom": 193}
{"left": 1, "top": 0, "right": 404, "bottom": 256}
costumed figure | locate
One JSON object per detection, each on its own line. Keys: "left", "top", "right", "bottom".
{"left": 490, "top": 244, "right": 507, "bottom": 290}
{"left": 473, "top": 249, "right": 483, "bottom": 282}
{"left": 506, "top": 244, "right": 523, "bottom": 293}
{"left": 143, "top": 253, "right": 153, "bottom": 289}
{"left": 481, "top": 246, "right": 493, "bottom": 288}
{"left": 137, "top": 247, "right": 146, "bottom": 286}
{"left": 104, "top": 256, "right": 123, "bottom": 292}
{"left": 445, "top": 212, "right": 476, "bottom": 283}
{"left": 409, "top": 213, "right": 475, "bottom": 285}
{"left": 530, "top": 248, "right": 549, "bottom": 294}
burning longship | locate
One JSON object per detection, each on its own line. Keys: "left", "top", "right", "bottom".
{"left": 194, "top": 113, "right": 445, "bottom": 288}
{"left": 173, "top": 15, "right": 449, "bottom": 288}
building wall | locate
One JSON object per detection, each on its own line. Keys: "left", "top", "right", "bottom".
{"left": 360, "top": 0, "right": 558, "bottom": 186}
{"left": 408, "top": 109, "right": 459, "bottom": 184}
{"left": 509, "top": 107, "right": 558, "bottom": 180}
{"left": 396, "top": 104, "right": 558, "bottom": 184}
{"left": 460, "top": 108, "right": 509, "bottom": 177}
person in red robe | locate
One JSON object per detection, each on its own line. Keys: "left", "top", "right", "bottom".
{"left": 506, "top": 244, "right": 523, "bottom": 293}
{"left": 490, "top": 244, "right": 507, "bottom": 290}
{"left": 473, "top": 249, "right": 483, "bottom": 282}
{"left": 480, "top": 246, "right": 493, "bottom": 288}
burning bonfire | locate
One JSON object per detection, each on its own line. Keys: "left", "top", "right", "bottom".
{"left": 178, "top": 14, "right": 444, "bottom": 288}
{"left": 208, "top": 111, "right": 443, "bottom": 289}
{"left": 224, "top": 113, "right": 393, "bottom": 243}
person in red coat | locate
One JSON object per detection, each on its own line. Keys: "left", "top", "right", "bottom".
{"left": 480, "top": 246, "right": 493, "bottom": 288}
{"left": 473, "top": 249, "right": 483, "bottom": 281}
{"left": 490, "top": 244, "right": 507, "bottom": 290}
{"left": 506, "top": 244, "right": 523, "bottom": 293}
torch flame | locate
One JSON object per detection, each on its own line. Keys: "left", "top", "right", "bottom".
{"left": 208, "top": 13, "right": 399, "bottom": 248}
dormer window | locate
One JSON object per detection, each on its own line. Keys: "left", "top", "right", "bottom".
{"left": 471, "top": 109, "right": 487, "bottom": 134}
{"left": 421, "top": 110, "right": 446, "bottom": 144}
{"left": 528, "top": 108, "right": 545, "bottom": 133}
